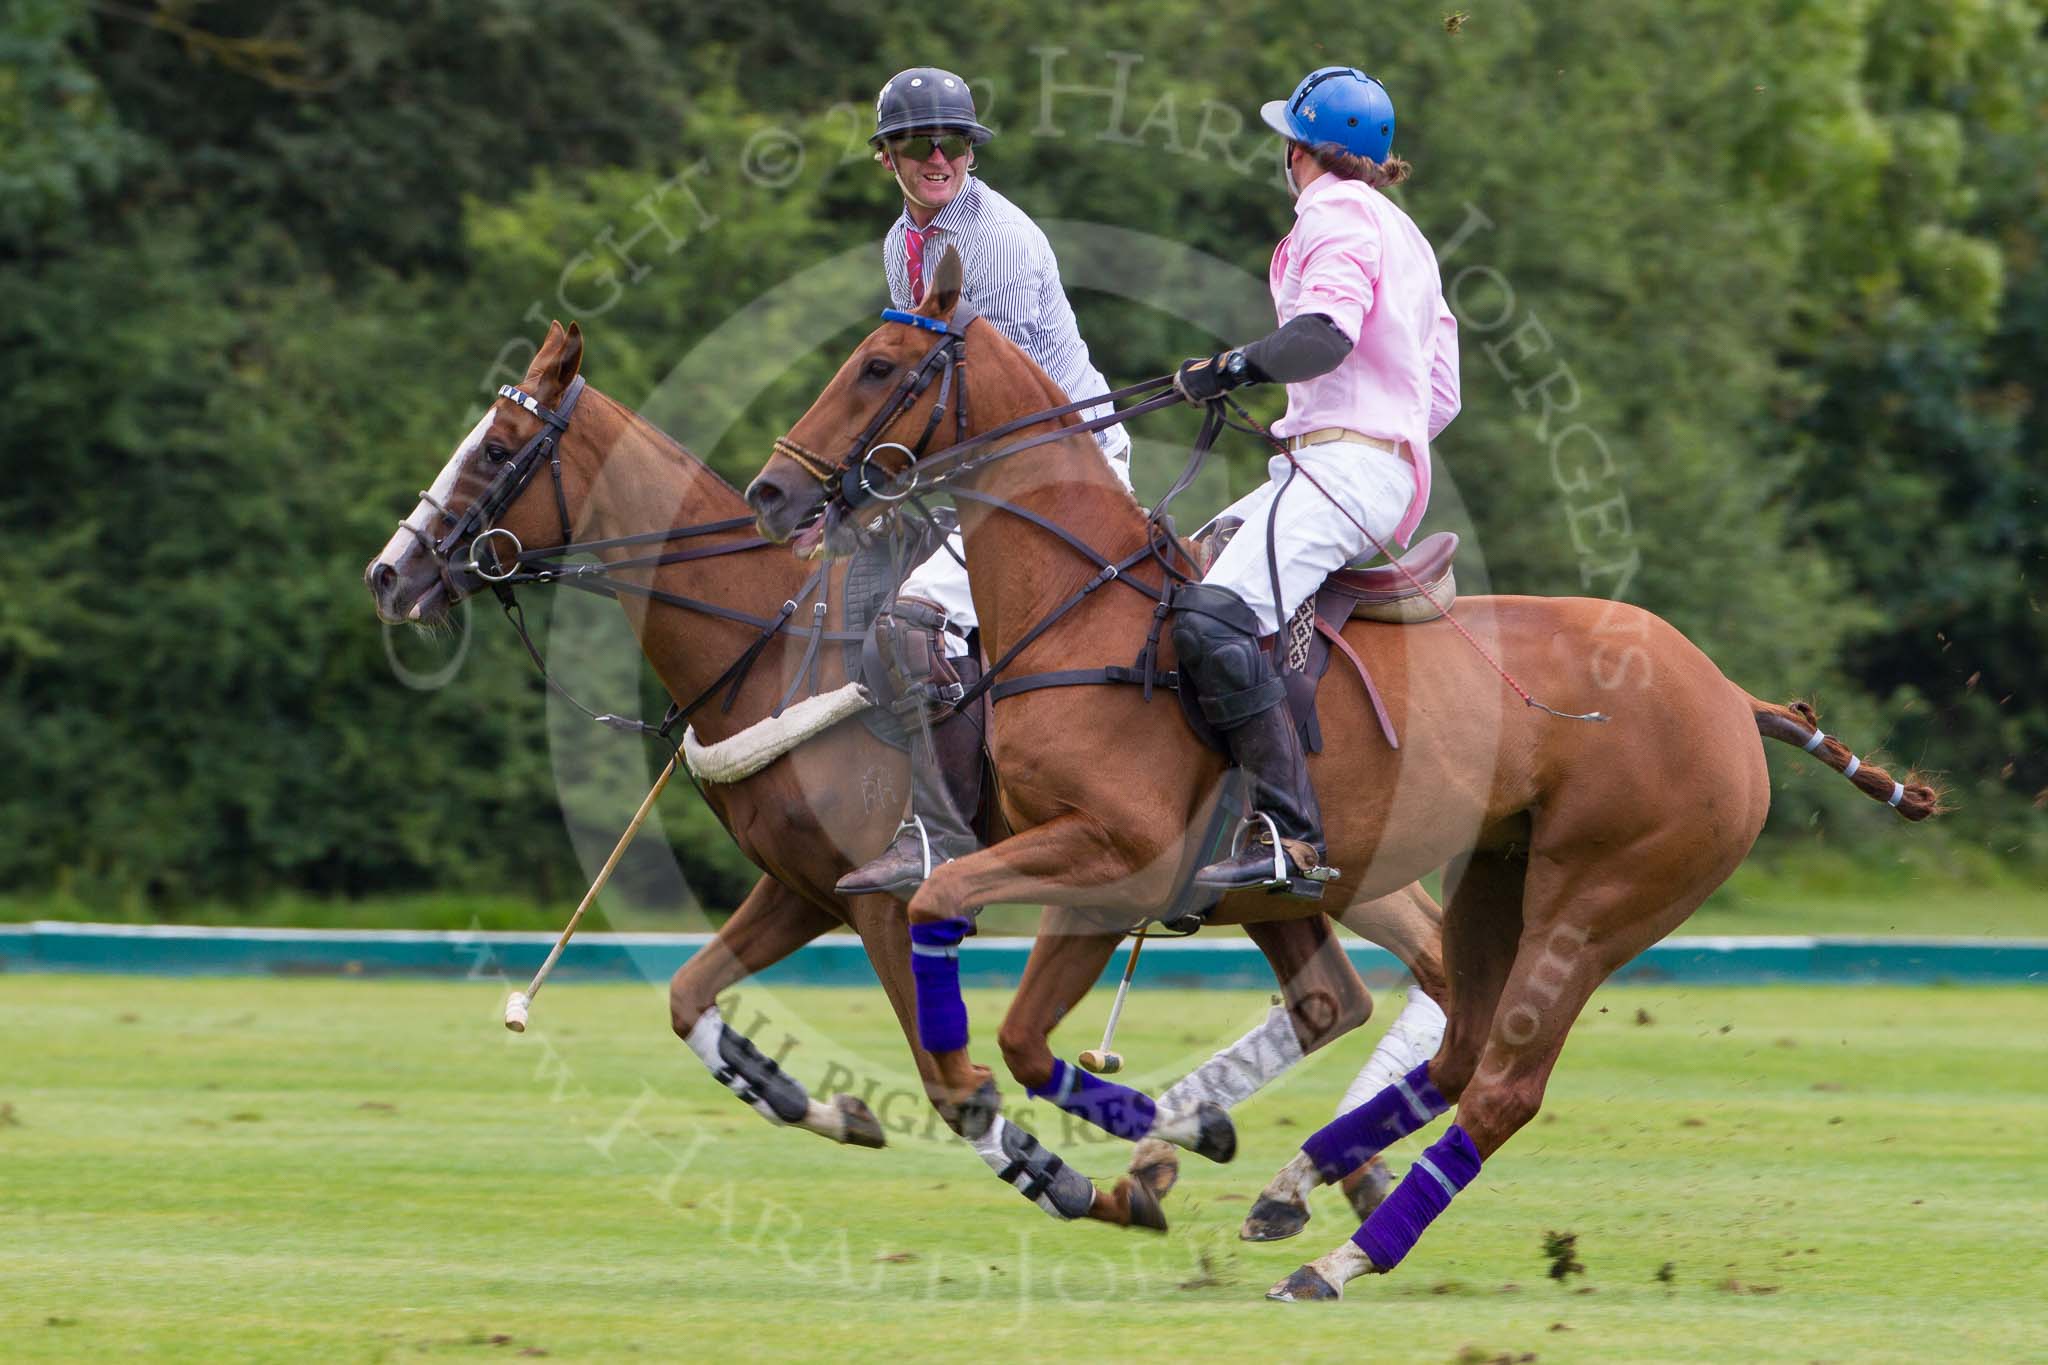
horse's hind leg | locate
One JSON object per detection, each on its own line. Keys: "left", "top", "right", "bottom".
{"left": 1328, "top": 881, "right": 1451, "bottom": 1218}
{"left": 1270, "top": 851, "right": 1711, "bottom": 1300}
{"left": 668, "top": 875, "right": 885, "bottom": 1147}
{"left": 1129, "top": 912, "right": 1373, "bottom": 1199}
{"left": 1245, "top": 853, "right": 1521, "bottom": 1244}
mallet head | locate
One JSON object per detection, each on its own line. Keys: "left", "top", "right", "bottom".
{"left": 1078, "top": 1048, "right": 1122, "bottom": 1074}
{"left": 503, "top": 991, "right": 530, "bottom": 1033}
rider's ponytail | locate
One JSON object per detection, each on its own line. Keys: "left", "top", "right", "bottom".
{"left": 1301, "top": 140, "right": 1411, "bottom": 189}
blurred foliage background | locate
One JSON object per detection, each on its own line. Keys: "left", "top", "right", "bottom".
{"left": 2, "top": 0, "right": 2041, "bottom": 922}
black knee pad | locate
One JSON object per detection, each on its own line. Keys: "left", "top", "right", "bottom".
{"left": 1171, "top": 583, "right": 1283, "bottom": 729}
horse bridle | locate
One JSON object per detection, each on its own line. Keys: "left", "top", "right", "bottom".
{"left": 402, "top": 376, "right": 587, "bottom": 596}
{"left": 770, "top": 303, "right": 983, "bottom": 514}
{"left": 771, "top": 305, "right": 1188, "bottom": 527}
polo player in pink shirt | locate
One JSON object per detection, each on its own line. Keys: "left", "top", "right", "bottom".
{"left": 1171, "top": 65, "right": 1462, "bottom": 895}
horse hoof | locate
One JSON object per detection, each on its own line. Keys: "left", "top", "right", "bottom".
{"left": 939, "top": 1077, "right": 1000, "bottom": 1142}
{"left": 835, "top": 1093, "right": 887, "bottom": 1149}
{"left": 1342, "top": 1155, "right": 1396, "bottom": 1219}
{"left": 1192, "top": 1101, "right": 1236, "bottom": 1164}
{"left": 1240, "top": 1195, "right": 1311, "bottom": 1242}
{"left": 1265, "top": 1265, "right": 1341, "bottom": 1302}
{"left": 1129, "top": 1137, "right": 1180, "bottom": 1200}
{"left": 1120, "top": 1174, "right": 1169, "bottom": 1234}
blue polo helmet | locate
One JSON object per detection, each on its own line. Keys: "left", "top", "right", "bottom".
{"left": 1260, "top": 66, "right": 1395, "bottom": 162}
{"left": 870, "top": 67, "right": 995, "bottom": 147}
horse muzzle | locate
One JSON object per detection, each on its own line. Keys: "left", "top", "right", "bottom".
{"left": 745, "top": 467, "right": 824, "bottom": 546}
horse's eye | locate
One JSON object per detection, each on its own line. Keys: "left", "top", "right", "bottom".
{"left": 863, "top": 357, "right": 895, "bottom": 380}
{"left": 484, "top": 443, "right": 512, "bottom": 465}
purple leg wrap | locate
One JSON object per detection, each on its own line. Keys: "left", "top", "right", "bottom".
{"left": 1026, "top": 1059, "right": 1158, "bottom": 1141}
{"left": 1299, "top": 1061, "right": 1448, "bottom": 1183}
{"left": 1351, "top": 1123, "right": 1481, "bottom": 1270}
{"left": 908, "top": 917, "right": 972, "bottom": 1053}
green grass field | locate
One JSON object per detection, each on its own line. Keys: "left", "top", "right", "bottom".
{"left": 2, "top": 976, "right": 2043, "bottom": 1363}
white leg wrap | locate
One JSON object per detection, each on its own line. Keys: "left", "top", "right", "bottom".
{"left": 967, "top": 1115, "right": 1094, "bottom": 1220}
{"left": 1337, "top": 985, "right": 1447, "bottom": 1117}
{"left": 1154, "top": 1004, "right": 1306, "bottom": 1125}
{"left": 685, "top": 1005, "right": 810, "bottom": 1127}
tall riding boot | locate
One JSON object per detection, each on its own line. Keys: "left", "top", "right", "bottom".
{"left": 1170, "top": 583, "right": 1333, "bottom": 895}
{"left": 836, "top": 676, "right": 986, "bottom": 899}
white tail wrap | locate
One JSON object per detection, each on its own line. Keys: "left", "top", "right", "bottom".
{"left": 1803, "top": 729, "right": 1828, "bottom": 753}
{"left": 1843, "top": 754, "right": 1861, "bottom": 778}
{"left": 1888, "top": 781, "right": 1906, "bottom": 808}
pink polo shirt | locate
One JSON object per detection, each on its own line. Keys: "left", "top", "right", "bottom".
{"left": 1268, "top": 173, "right": 1461, "bottom": 546}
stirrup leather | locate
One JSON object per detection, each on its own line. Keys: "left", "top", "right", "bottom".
{"left": 1232, "top": 812, "right": 1340, "bottom": 888}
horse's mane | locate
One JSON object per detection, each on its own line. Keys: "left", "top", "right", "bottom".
{"left": 582, "top": 383, "right": 752, "bottom": 505}
{"left": 957, "top": 312, "right": 1154, "bottom": 532}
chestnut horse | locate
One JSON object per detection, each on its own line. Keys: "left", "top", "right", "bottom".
{"left": 365, "top": 320, "right": 1449, "bottom": 1231}
{"left": 744, "top": 249, "right": 1940, "bottom": 1295}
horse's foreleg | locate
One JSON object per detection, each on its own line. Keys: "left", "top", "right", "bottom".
{"left": 982, "top": 906, "right": 1236, "bottom": 1179}
{"left": 842, "top": 893, "right": 1115, "bottom": 1226}
{"left": 1130, "top": 913, "right": 1373, "bottom": 1198}
{"left": 902, "top": 814, "right": 1158, "bottom": 1108}
{"left": 668, "top": 875, "right": 884, "bottom": 1148}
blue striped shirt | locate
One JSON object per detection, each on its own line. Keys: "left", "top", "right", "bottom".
{"left": 884, "top": 176, "right": 1131, "bottom": 471}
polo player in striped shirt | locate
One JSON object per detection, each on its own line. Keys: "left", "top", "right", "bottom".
{"left": 838, "top": 66, "right": 1133, "bottom": 899}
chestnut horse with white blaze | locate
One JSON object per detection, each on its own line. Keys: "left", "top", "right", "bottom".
{"left": 743, "top": 248, "right": 1941, "bottom": 1297}
{"left": 364, "top": 320, "right": 1451, "bottom": 1232}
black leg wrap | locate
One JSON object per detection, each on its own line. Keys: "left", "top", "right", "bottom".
{"left": 995, "top": 1121, "right": 1098, "bottom": 1220}
{"left": 716, "top": 1027, "right": 811, "bottom": 1126}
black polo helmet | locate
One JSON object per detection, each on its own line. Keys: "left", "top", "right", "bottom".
{"left": 870, "top": 67, "right": 994, "bottom": 147}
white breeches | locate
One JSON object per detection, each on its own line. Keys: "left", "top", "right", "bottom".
{"left": 897, "top": 445, "right": 1134, "bottom": 659}
{"left": 1200, "top": 442, "right": 1416, "bottom": 635}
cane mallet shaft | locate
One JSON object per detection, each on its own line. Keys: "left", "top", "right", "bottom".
{"left": 505, "top": 750, "right": 681, "bottom": 1033}
{"left": 1078, "top": 930, "right": 1147, "bottom": 1073}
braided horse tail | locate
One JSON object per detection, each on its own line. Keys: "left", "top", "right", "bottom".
{"left": 1749, "top": 696, "right": 1945, "bottom": 822}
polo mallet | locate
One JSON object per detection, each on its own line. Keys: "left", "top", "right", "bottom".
{"left": 505, "top": 750, "right": 680, "bottom": 1032}
{"left": 1078, "top": 929, "right": 1147, "bottom": 1073}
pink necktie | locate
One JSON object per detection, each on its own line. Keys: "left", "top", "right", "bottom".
{"left": 905, "top": 226, "right": 927, "bottom": 305}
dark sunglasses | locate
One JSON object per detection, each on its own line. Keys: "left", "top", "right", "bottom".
{"left": 888, "top": 132, "right": 972, "bottom": 161}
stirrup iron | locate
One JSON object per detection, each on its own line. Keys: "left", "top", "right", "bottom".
{"left": 895, "top": 813, "right": 936, "bottom": 881}
{"left": 1231, "top": 812, "right": 1339, "bottom": 896}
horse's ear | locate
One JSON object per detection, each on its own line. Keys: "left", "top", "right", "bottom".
{"left": 549, "top": 321, "right": 583, "bottom": 395}
{"left": 919, "top": 245, "right": 964, "bottom": 318}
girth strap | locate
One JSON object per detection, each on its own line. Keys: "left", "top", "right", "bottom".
{"left": 987, "top": 665, "right": 1175, "bottom": 703}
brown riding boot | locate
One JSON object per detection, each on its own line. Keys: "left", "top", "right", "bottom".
{"left": 836, "top": 698, "right": 986, "bottom": 899}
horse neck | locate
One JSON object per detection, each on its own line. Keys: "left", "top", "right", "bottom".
{"left": 569, "top": 390, "right": 817, "bottom": 740}
{"left": 951, "top": 360, "right": 1156, "bottom": 652}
